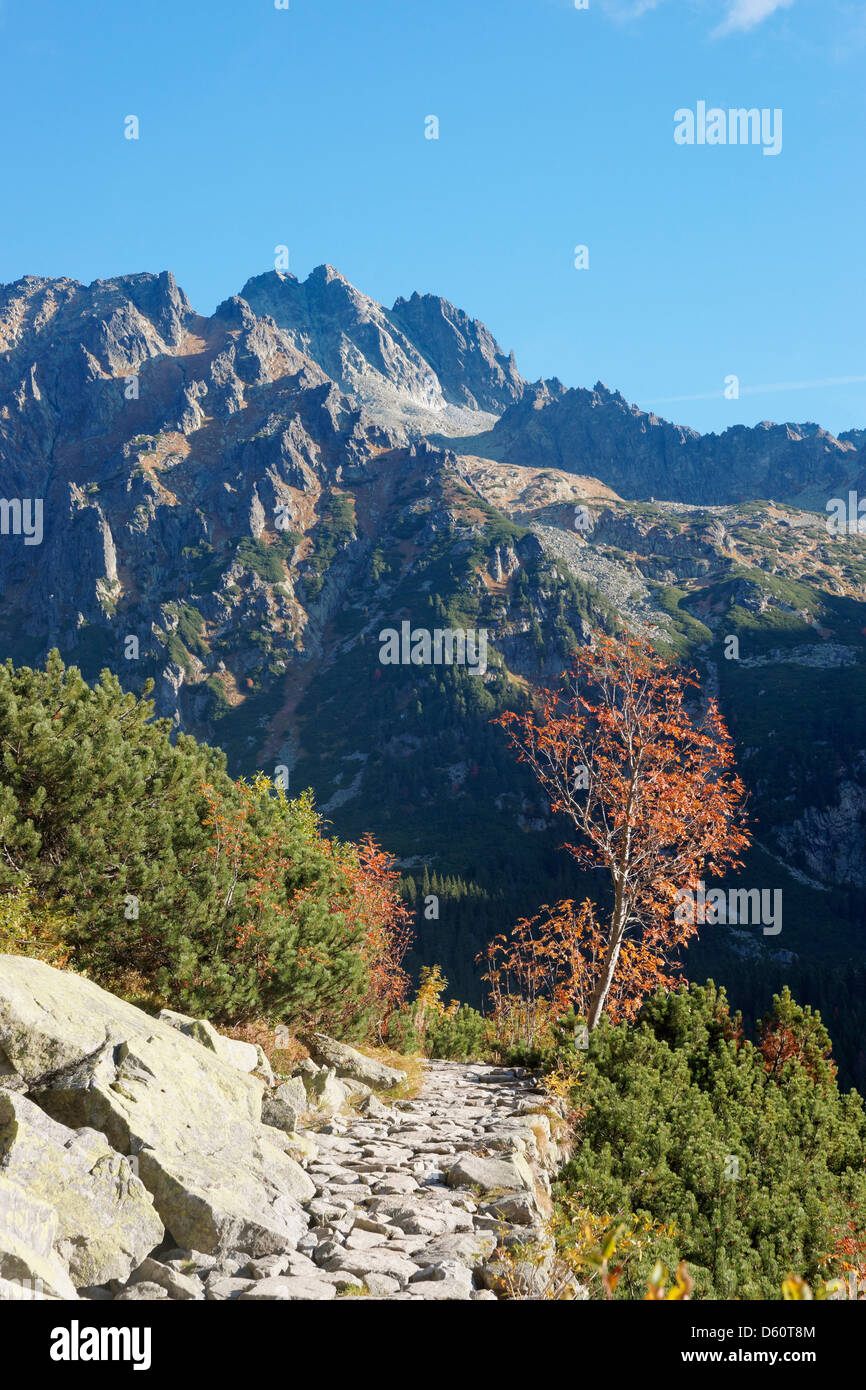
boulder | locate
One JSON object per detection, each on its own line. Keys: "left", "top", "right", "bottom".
{"left": 252, "top": 1046, "right": 276, "bottom": 1087}
{"left": 126, "top": 1256, "right": 203, "bottom": 1300}
{"left": 261, "top": 1095, "right": 300, "bottom": 1134}
{"left": 477, "top": 1255, "right": 552, "bottom": 1298}
{"left": 115, "top": 1281, "right": 169, "bottom": 1301}
{"left": 0, "top": 1091, "right": 163, "bottom": 1287}
{"left": 217, "top": 1036, "right": 260, "bottom": 1074}
{"left": 363, "top": 1271, "right": 400, "bottom": 1296}
{"left": 482, "top": 1190, "right": 549, "bottom": 1224}
{"left": 0, "top": 956, "right": 312, "bottom": 1258}
{"left": 303, "top": 1066, "right": 348, "bottom": 1116}
{"left": 360, "top": 1093, "right": 395, "bottom": 1120}
{"left": 316, "top": 1246, "right": 420, "bottom": 1283}
{"left": 445, "top": 1152, "right": 535, "bottom": 1195}
{"left": 158, "top": 1010, "right": 273, "bottom": 1082}
{"left": 237, "top": 1275, "right": 336, "bottom": 1300}
{"left": 404, "top": 1278, "right": 473, "bottom": 1300}
{"left": 411, "top": 1231, "right": 497, "bottom": 1266}
{"left": 204, "top": 1276, "right": 255, "bottom": 1301}
{"left": 341, "top": 1078, "right": 372, "bottom": 1101}
{"left": 0, "top": 1174, "right": 77, "bottom": 1300}
{"left": 275, "top": 1076, "right": 307, "bottom": 1113}
{"left": 237, "top": 1253, "right": 290, "bottom": 1280}
{"left": 410, "top": 1259, "right": 473, "bottom": 1286}
{"left": 302, "top": 1033, "right": 407, "bottom": 1089}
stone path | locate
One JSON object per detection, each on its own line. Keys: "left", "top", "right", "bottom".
{"left": 292, "top": 1060, "right": 566, "bottom": 1300}
{"left": 127, "top": 1060, "right": 570, "bottom": 1302}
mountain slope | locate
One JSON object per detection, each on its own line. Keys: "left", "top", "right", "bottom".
{"left": 2, "top": 262, "right": 866, "bottom": 1083}
{"left": 446, "top": 380, "right": 865, "bottom": 507}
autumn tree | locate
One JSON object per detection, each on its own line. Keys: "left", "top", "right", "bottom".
{"left": 481, "top": 896, "right": 673, "bottom": 1052}
{"left": 495, "top": 635, "right": 750, "bottom": 1029}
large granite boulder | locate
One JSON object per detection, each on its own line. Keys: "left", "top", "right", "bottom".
{"left": 445, "top": 1152, "right": 535, "bottom": 1195}
{"left": 302, "top": 1067, "right": 349, "bottom": 1117}
{"left": 158, "top": 1010, "right": 274, "bottom": 1085}
{"left": 0, "top": 955, "right": 313, "bottom": 1259}
{"left": 0, "top": 1091, "right": 163, "bottom": 1286}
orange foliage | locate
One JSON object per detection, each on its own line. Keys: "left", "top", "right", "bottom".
{"left": 333, "top": 832, "right": 414, "bottom": 1029}
{"left": 493, "top": 635, "right": 750, "bottom": 1030}
{"left": 201, "top": 777, "right": 282, "bottom": 983}
{"left": 480, "top": 897, "right": 679, "bottom": 1049}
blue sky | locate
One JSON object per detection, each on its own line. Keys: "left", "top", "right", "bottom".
{"left": 0, "top": 0, "right": 863, "bottom": 435}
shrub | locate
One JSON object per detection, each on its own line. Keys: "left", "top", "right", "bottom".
{"left": 424, "top": 1003, "right": 489, "bottom": 1061}
{"left": 385, "top": 965, "right": 491, "bottom": 1061}
{"left": 0, "top": 878, "right": 69, "bottom": 968}
{"left": 0, "top": 653, "right": 410, "bottom": 1035}
{"left": 555, "top": 981, "right": 866, "bottom": 1300}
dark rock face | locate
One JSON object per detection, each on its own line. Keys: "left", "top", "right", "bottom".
{"left": 456, "top": 381, "right": 860, "bottom": 505}
{"left": 0, "top": 268, "right": 405, "bottom": 715}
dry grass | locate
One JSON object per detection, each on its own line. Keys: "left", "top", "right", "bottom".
{"left": 354, "top": 1042, "right": 426, "bottom": 1100}
{"left": 221, "top": 1019, "right": 310, "bottom": 1074}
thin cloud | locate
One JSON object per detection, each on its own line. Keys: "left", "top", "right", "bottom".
{"left": 596, "top": 0, "right": 798, "bottom": 35}
{"left": 648, "top": 375, "right": 866, "bottom": 406}
{"left": 712, "top": 0, "right": 797, "bottom": 38}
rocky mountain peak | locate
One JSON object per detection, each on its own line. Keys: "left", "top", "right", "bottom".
{"left": 240, "top": 264, "right": 526, "bottom": 431}
{"left": 387, "top": 289, "right": 525, "bottom": 413}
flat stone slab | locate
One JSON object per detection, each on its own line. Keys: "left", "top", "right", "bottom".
{"left": 237, "top": 1275, "right": 336, "bottom": 1300}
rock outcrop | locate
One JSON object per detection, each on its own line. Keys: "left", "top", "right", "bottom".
{"left": 0, "top": 956, "right": 314, "bottom": 1279}
{"left": 240, "top": 265, "right": 525, "bottom": 427}
{"left": 0, "top": 1091, "right": 162, "bottom": 1286}
{"left": 301, "top": 1032, "right": 407, "bottom": 1089}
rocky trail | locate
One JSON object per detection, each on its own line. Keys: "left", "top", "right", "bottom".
{"left": 0, "top": 957, "right": 573, "bottom": 1303}
{"left": 278, "top": 1059, "right": 569, "bottom": 1301}
{"left": 117, "top": 1059, "right": 572, "bottom": 1303}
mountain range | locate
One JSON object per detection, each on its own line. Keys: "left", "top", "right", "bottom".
{"left": 2, "top": 262, "right": 865, "bottom": 1082}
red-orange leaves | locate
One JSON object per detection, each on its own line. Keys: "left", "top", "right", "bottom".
{"left": 493, "top": 634, "right": 750, "bottom": 1030}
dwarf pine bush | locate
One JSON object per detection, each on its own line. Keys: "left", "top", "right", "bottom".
{"left": 0, "top": 653, "right": 409, "bottom": 1034}
{"left": 556, "top": 982, "right": 866, "bottom": 1299}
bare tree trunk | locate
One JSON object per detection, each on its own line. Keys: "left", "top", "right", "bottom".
{"left": 586, "top": 885, "right": 629, "bottom": 1030}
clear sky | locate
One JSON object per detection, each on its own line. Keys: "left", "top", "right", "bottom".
{"left": 0, "top": 0, "right": 863, "bottom": 436}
